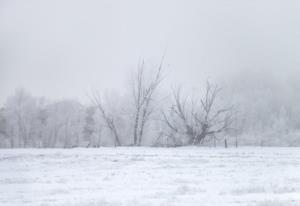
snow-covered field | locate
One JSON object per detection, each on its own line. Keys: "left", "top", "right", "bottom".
{"left": 0, "top": 147, "right": 300, "bottom": 206}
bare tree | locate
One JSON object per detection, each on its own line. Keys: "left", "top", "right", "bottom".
{"left": 89, "top": 91, "right": 121, "bottom": 146}
{"left": 162, "top": 87, "right": 195, "bottom": 146}
{"left": 5, "top": 88, "right": 38, "bottom": 147}
{"left": 43, "top": 100, "right": 83, "bottom": 148}
{"left": 191, "top": 81, "right": 233, "bottom": 144}
{"left": 82, "top": 106, "right": 96, "bottom": 147}
{"left": 0, "top": 108, "right": 10, "bottom": 147}
{"left": 162, "top": 81, "right": 234, "bottom": 146}
{"left": 131, "top": 58, "right": 164, "bottom": 146}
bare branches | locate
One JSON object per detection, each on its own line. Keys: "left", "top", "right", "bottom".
{"left": 132, "top": 57, "right": 165, "bottom": 146}
{"left": 162, "top": 86, "right": 196, "bottom": 145}
{"left": 162, "top": 81, "right": 234, "bottom": 146}
{"left": 89, "top": 90, "right": 121, "bottom": 146}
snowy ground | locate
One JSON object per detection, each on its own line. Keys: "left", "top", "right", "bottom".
{"left": 0, "top": 147, "right": 300, "bottom": 206}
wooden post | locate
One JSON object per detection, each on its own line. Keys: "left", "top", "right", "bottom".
{"left": 224, "top": 138, "right": 228, "bottom": 148}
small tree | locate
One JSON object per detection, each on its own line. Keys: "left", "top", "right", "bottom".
{"left": 90, "top": 91, "right": 122, "bottom": 146}
{"left": 5, "top": 88, "right": 39, "bottom": 147}
{"left": 0, "top": 108, "right": 10, "bottom": 147}
{"left": 82, "top": 106, "right": 96, "bottom": 147}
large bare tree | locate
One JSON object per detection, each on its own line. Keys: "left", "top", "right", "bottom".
{"left": 131, "top": 58, "right": 164, "bottom": 146}
{"left": 162, "top": 81, "right": 234, "bottom": 146}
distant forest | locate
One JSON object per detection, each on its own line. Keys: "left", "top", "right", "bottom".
{"left": 1, "top": 61, "right": 299, "bottom": 148}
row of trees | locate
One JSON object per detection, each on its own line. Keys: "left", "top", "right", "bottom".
{"left": 0, "top": 92, "right": 86, "bottom": 148}
{"left": 0, "top": 60, "right": 235, "bottom": 148}
{"left": 1, "top": 61, "right": 299, "bottom": 148}
{"left": 87, "top": 58, "right": 234, "bottom": 147}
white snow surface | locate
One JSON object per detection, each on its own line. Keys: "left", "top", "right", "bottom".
{"left": 0, "top": 147, "right": 300, "bottom": 206}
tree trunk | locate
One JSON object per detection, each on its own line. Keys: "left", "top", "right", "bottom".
{"left": 137, "top": 110, "right": 147, "bottom": 146}
{"left": 133, "top": 108, "right": 140, "bottom": 145}
{"left": 111, "top": 125, "right": 121, "bottom": 147}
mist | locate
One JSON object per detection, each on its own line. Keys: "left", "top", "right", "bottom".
{"left": 1, "top": 0, "right": 300, "bottom": 105}
{"left": 2, "top": 2, "right": 300, "bottom": 205}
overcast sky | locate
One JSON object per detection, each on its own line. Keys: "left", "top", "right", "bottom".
{"left": 1, "top": 0, "right": 300, "bottom": 105}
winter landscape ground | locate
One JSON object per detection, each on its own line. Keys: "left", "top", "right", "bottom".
{"left": 0, "top": 147, "right": 300, "bottom": 206}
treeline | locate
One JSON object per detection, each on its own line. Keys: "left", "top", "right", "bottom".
{"left": 1, "top": 62, "right": 300, "bottom": 148}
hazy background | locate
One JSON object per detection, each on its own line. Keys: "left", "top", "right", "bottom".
{"left": 1, "top": 0, "right": 300, "bottom": 105}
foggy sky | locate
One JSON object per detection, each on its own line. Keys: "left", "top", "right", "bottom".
{"left": 1, "top": 0, "right": 300, "bottom": 105}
